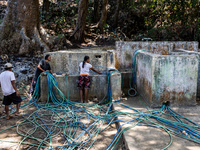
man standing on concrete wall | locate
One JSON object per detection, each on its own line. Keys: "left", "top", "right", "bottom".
{"left": 0, "top": 63, "right": 22, "bottom": 120}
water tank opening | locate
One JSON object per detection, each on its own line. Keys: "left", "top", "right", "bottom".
{"left": 95, "top": 55, "right": 101, "bottom": 58}
{"left": 163, "top": 101, "right": 170, "bottom": 106}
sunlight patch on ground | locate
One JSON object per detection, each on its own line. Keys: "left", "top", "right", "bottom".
{"left": 186, "top": 146, "right": 200, "bottom": 150}
{"left": 0, "top": 137, "right": 21, "bottom": 149}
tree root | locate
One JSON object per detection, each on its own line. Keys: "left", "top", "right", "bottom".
{"left": 18, "top": 27, "right": 51, "bottom": 55}
{"left": 0, "top": 0, "right": 52, "bottom": 55}
{"left": 34, "top": 27, "right": 50, "bottom": 53}
{"left": 19, "top": 27, "right": 31, "bottom": 54}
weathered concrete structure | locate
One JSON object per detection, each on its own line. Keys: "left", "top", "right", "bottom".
{"left": 115, "top": 41, "right": 199, "bottom": 71}
{"left": 45, "top": 49, "right": 116, "bottom": 75}
{"left": 172, "top": 49, "right": 200, "bottom": 98}
{"left": 136, "top": 51, "right": 198, "bottom": 107}
{"left": 40, "top": 49, "right": 121, "bottom": 102}
{"left": 40, "top": 73, "right": 121, "bottom": 101}
{"left": 1, "top": 41, "right": 198, "bottom": 107}
{"left": 115, "top": 41, "right": 199, "bottom": 107}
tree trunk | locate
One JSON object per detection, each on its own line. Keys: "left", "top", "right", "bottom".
{"left": 93, "top": 0, "right": 99, "bottom": 23}
{"left": 123, "top": 0, "right": 127, "bottom": 9}
{"left": 129, "top": 0, "right": 133, "bottom": 6}
{"left": 42, "top": 0, "right": 50, "bottom": 13}
{"left": 70, "top": 0, "right": 89, "bottom": 43}
{"left": 98, "top": 0, "right": 108, "bottom": 32}
{"left": 113, "top": 0, "right": 121, "bottom": 28}
{"left": 0, "top": 0, "right": 50, "bottom": 55}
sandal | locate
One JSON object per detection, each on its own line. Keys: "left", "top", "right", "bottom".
{"left": 15, "top": 113, "right": 22, "bottom": 116}
{"left": 6, "top": 115, "right": 13, "bottom": 120}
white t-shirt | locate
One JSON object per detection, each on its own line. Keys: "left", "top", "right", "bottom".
{"left": 0, "top": 71, "right": 16, "bottom": 96}
{"left": 79, "top": 62, "right": 93, "bottom": 75}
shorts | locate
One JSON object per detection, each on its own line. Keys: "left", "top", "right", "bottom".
{"left": 3, "top": 92, "right": 22, "bottom": 105}
{"left": 77, "top": 76, "right": 91, "bottom": 89}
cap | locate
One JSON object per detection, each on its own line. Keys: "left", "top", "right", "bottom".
{"left": 4, "top": 63, "right": 13, "bottom": 69}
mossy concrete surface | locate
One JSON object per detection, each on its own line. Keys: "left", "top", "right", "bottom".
{"left": 136, "top": 51, "right": 198, "bottom": 107}
{"left": 115, "top": 41, "right": 199, "bottom": 71}
{"left": 41, "top": 49, "right": 121, "bottom": 102}
{"left": 40, "top": 73, "right": 121, "bottom": 102}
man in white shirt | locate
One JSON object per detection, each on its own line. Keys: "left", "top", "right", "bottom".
{"left": 0, "top": 63, "right": 22, "bottom": 120}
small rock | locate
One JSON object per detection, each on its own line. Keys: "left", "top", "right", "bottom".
{"left": 28, "top": 74, "right": 34, "bottom": 80}
{"left": 20, "top": 69, "right": 28, "bottom": 74}
{"left": 15, "top": 73, "right": 19, "bottom": 78}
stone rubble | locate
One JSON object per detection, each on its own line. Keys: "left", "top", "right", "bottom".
{"left": 0, "top": 55, "right": 42, "bottom": 87}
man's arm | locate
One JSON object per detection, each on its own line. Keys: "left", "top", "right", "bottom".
{"left": 38, "top": 64, "right": 45, "bottom": 72}
{"left": 48, "top": 64, "right": 53, "bottom": 74}
{"left": 90, "top": 67, "right": 102, "bottom": 74}
{"left": 11, "top": 81, "right": 20, "bottom": 97}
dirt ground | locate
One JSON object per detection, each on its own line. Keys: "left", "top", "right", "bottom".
{"left": 0, "top": 89, "right": 124, "bottom": 150}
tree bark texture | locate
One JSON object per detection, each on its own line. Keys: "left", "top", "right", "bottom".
{"left": 42, "top": 0, "right": 50, "bottom": 13}
{"left": 0, "top": 0, "right": 50, "bottom": 55}
{"left": 98, "top": 0, "right": 108, "bottom": 32}
{"left": 93, "top": 0, "right": 99, "bottom": 23}
{"left": 70, "top": 0, "right": 89, "bottom": 43}
{"left": 113, "top": 0, "right": 121, "bottom": 28}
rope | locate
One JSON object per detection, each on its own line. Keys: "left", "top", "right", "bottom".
{"left": 129, "top": 49, "right": 146, "bottom": 96}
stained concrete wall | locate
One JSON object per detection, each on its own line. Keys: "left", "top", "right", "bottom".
{"left": 171, "top": 49, "right": 200, "bottom": 98}
{"left": 40, "top": 49, "right": 121, "bottom": 102}
{"left": 136, "top": 53, "right": 153, "bottom": 103}
{"left": 111, "top": 72, "right": 122, "bottom": 100}
{"left": 115, "top": 41, "right": 199, "bottom": 71}
{"left": 45, "top": 48, "right": 115, "bottom": 75}
{"left": 121, "top": 72, "right": 132, "bottom": 94}
{"left": 136, "top": 51, "right": 198, "bottom": 107}
{"left": 40, "top": 73, "right": 121, "bottom": 101}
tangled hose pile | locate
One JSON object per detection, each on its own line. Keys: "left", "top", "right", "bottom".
{"left": 0, "top": 50, "right": 200, "bottom": 149}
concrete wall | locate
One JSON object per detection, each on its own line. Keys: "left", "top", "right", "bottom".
{"left": 45, "top": 48, "right": 115, "bottom": 75}
{"left": 172, "top": 49, "right": 200, "bottom": 98}
{"left": 115, "top": 41, "right": 199, "bottom": 71}
{"left": 136, "top": 52, "right": 154, "bottom": 103}
{"left": 111, "top": 72, "right": 122, "bottom": 100}
{"left": 40, "top": 49, "right": 121, "bottom": 102}
{"left": 136, "top": 51, "right": 198, "bottom": 107}
{"left": 121, "top": 72, "right": 132, "bottom": 94}
{"left": 40, "top": 73, "right": 121, "bottom": 102}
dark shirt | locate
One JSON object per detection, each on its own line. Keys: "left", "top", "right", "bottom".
{"left": 34, "top": 59, "right": 51, "bottom": 81}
